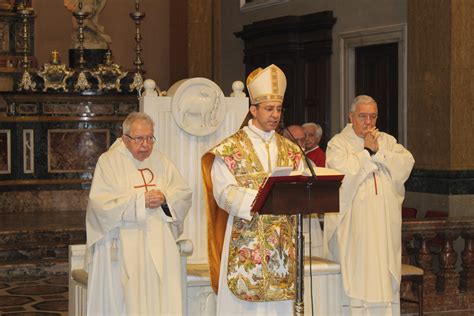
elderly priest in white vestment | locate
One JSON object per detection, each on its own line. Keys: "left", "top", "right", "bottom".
{"left": 326, "top": 95, "right": 414, "bottom": 315}
{"left": 86, "top": 112, "right": 192, "bottom": 315}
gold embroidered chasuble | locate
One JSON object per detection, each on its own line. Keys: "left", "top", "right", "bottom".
{"left": 202, "top": 129, "right": 302, "bottom": 302}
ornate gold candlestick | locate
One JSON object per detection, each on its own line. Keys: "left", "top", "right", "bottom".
{"left": 73, "top": 0, "right": 91, "bottom": 91}
{"left": 17, "top": 2, "right": 36, "bottom": 91}
{"left": 129, "top": 0, "right": 145, "bottom": 92}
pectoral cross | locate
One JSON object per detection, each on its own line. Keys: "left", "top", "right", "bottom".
{"left": 134, "top": 168, "right": 156, "bottom": 192}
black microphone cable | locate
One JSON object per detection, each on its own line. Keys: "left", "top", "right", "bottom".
{"left": 283, "top": 126, "right": 316, "bottom": 315}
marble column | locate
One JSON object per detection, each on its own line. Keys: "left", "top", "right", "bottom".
{"left": 170, "top": 0, "right": 221, "bottom": 84}
{"left": 405, "top": 0, "right": 474, "bottom": 217}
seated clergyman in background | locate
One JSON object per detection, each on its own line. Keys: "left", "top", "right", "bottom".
{"left": 282, "top": 124, "right": 306, "bottom": 149}
{"left": 86, "top": 112, "right": 193, "bottom": 315}
{"left": 326, "top": 95, "right": 414, "bottom": 315}
{"left": 202, "top": 64, "right": 304, "bottom": 315}
{"left": 281, "top": 123, "right": 324, "bottom": 257}
{"left": 303, "top": 122, "right": 326, "bottom": 167}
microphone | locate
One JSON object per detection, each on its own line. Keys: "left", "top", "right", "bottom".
{"left": 283, "top": 127, "right": 317, "bottom": 183}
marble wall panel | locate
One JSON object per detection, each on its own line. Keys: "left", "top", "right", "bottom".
{"left": 0, "top": 129, "right": 10, "bottom": 174}
{"left": 117, "top": 103, "right": 138, "bottom": 115}
{"left": 47, "top": 129, "right": 109, "bottom": 173}
{"left": 0, "top": 189, "right": 89, "bottom": 213}
{"left": 405, "top": 191, "right": 474, "bottom": 218}
{"left": 0, "top": 95, "right": 7, "bottom": 116}
{"left": 17, "top": 103, "right": 38, "bottom": 115}
{"left": 407, "top": 0, "right": 451, "bottom": 169}
{"left": 0, "top": 21, "right": 8, "bottom": 52}
{"left": 42, "top": 102, "right": 115, "bottom": 116}
{"left": 23, "top": 129, "right": 34, "bottom": 174}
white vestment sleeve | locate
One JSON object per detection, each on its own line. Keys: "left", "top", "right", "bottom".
{"left": 371, "top": 135, "right": 415, "bottom": 197}
{"left": 211, "top": 156, "right": 257, "bottom": 221}
{"left": 87, "top": 156, "right": 144, "bottom": 247}
{"left": 326, "top": 141, "right": 377, "bottom": 217}
{"left": 157, "top": 154, "right": 193, "bottom": 237}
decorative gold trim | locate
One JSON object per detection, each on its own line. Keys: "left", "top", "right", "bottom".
{"left": 254, "top": 94, "right": 283, "bottom": 102}
{"left": 37, "top": 51, "right": 74, "bottom": 92}
{"left": 91, "top": 51, "right": 128, "bottom": 92}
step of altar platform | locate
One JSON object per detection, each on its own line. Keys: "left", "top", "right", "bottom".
{"left": 0, "top": 211, "right": 86, "bottom": 280}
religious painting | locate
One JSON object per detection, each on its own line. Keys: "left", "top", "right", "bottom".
{"left": 48, "top": 129, "right": 109, "bottom": 173}
{"left": 0, "top": 129, "right": 11, "bottom": 174}
{"left": 23, "top": 129, "right": 34, "bottom": 173}
{"left": 239, "top": 0, "right": 289, "bottom": 12}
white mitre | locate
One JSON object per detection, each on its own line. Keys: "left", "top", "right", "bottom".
{"left": 246, "top": 64, "right": 287, "bottom": 105}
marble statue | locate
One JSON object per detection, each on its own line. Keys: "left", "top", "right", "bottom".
{"left": 64, "top": 0, "right": 112, "bottom": 49}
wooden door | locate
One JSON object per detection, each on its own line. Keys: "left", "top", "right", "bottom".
{"left": 355, "top": 43, "right": 398, "bottom": 138}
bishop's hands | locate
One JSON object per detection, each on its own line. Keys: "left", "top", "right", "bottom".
{"left": 364, "top": 127, "right": 380, "bottom": 153}
{"left": 145, "top": 189, "right": 166, "bottom": 209}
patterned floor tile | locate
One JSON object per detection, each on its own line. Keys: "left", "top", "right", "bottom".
{"left": 0, "top": 276, "right": 68, "bottom": 316}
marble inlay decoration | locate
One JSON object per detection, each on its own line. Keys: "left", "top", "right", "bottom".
{"left": 406, "top": 168, "right": 474, "bottom": 195}
{"left": 118, "top": 103, "right": 139, "bottom": 115}
{"left": 0, "top": 96, "right": 7, "bottom": 116}
{"left": 0, "top": 129, "right": 10, "bottom": 174}
{"left": 33, "top": 299, "right": 67, "bottom": 312}
{"left": 17, "top": 103, "right": 38, "bottom": 115}
{"left": 23, "top": 129, "right": 34, "bottom": 174}
{"left": 0, "top": 22, "right": 8, "bottom": 53}
{"left": 42, "top": 102, "right": 115, "bottom": 116}
{"left": 7, "top": 285, "right": 68, "bottom": 296}
{"left": 0, "top": 295, "right": 33, "bottom": 307}
{"left": 47, "top": 129, "right": 109, "bottom": 173}
{"left": 0, "top": 92, "right": 137, "bottom": 190}
{"left": 0, "top": 276, "right": 68, "bottom": 315}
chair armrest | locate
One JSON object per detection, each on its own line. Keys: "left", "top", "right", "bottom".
{"left": 177, "top": 239, "right": 194, "bottom": 257}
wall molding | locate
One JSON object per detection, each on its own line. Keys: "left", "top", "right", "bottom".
{"left": 339, "top": 24, "right": 407, "bottom": 145}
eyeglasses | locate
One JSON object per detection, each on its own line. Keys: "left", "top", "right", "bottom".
{"left": 357, "top": 113, "right": 378, "bottom": 121}
{"left": 124, "top": 134, "right": 156, "bottom": 144}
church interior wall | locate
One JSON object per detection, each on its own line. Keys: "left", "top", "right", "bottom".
{"left": 32, "top": 0, "right": 170, "bottom": 88}
{"left": 220, "top": 0, "right": 407, "bottom": 137}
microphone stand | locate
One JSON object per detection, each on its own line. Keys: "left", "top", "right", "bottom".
{"left": 283, "top": 127, "right": 318, "bottom": 315}
{"left": 284, "top": 128, "right": 317, "bottom": 183}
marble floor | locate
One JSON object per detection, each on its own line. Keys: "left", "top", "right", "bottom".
{"left": 0, "top": 211, "right": 84, "bottom": 315}
{"left": 0, "top": 275, "right": 68, "bottom": 315}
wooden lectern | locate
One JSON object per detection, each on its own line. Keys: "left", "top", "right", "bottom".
{"left": 252, "top": 174, "right": 343, "bottom": 315}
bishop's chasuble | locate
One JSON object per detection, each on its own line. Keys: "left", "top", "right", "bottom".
{"left": 202, "top": 120, "right": 304, "bottom": 315}
{"left": 326, "top": 124, "right": 414, "bottom": 315}
{"left": 86, "top": 139, "right": 192, "bottom": 315}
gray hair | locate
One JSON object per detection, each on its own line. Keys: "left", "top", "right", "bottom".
{"left": 122, "top": 112, "right": 155, "bottom": 135}
{"left": 302, "top": 122, "right": 323, "bottom": 138}
{"left": 350, "top": 95, "right": 377, "bottom": 112}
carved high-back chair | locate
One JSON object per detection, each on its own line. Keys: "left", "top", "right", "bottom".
{"left": 68, "top": 78, "right": 249, "bottom": 316}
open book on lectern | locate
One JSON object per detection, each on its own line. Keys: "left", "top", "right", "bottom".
{"left": 250, "top": 166, "right": 344, "bottom": 214}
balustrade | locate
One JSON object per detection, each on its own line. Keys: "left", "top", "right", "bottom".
{"left": 402, "top": 217, "right": 474, "bottom": 313}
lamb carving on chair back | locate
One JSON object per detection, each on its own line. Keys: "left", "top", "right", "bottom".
{"left": 179, "top": 86, "right": 219, "bottom": 128}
